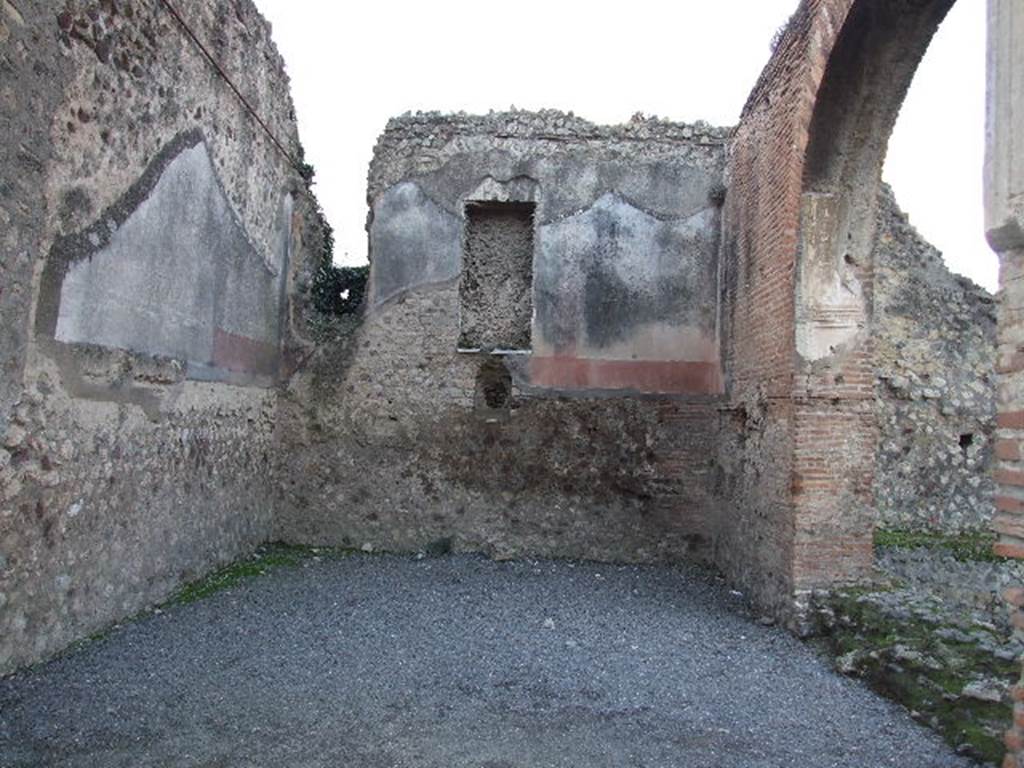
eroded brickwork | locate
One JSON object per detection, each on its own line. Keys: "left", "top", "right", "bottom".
{"left": 994, "top": 247, "right": 1024, "bottom": 561}
{"left": 718, "top": 0, "right": 848, "bottom": 620}
{"left": 719, "top": 0, "right": 959, "bottom": 624}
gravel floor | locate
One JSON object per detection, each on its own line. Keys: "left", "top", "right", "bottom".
{"left": 0, "top": 553, "right": 979, "bottom": 768}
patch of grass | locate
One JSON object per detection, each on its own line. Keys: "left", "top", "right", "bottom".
{"left": 167, "top": 543, "right": 348, "bottom": 606}
{"left": 957, "top": 719, "right": 1006, "bottom": 765}
{"left": 874, "top": 528, "right": 1004, "bottom": 563}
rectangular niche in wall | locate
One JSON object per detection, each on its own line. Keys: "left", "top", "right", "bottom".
{"left": 459, "top": 201, "right": 535, "bottom": 351}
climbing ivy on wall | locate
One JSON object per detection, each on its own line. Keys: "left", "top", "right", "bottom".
{"left": 304, "top": 163, "right": 368, "bottom": 318}
{"left": 313, "top": 260, "right": 369, "bottom": 317}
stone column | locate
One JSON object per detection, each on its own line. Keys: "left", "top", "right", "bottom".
{"left": 985, "top": 2, "right": 1024, "bottom": 765}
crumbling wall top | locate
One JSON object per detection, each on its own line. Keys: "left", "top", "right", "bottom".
{"left": 368, "top": 110, "right": 732, "bottom": 204}
{"left": 378, "top": 109, "right": 732, "bottom": 142}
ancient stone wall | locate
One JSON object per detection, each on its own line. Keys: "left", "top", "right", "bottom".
{"left": 276, "top": 112, "right": 733, "bottom": 564}
{"left": 0, "top": 0, "right": 308, "bottom": 674}
{"left": 277, "top": 105, "right": 1001, "bottom": 596}
{"left": 873, "top": 186, "right": 998, "bottom": 533}
{"left": 366, "top": 111, "right": 729, "bottom": 395}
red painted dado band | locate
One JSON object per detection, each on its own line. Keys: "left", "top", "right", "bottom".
{"left": 528, "top": 356, "right": 724, "bottom": 396}
{"left": 212, "top": 329, "right": 279, "bottom": 376}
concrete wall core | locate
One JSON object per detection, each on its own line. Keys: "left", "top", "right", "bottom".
{"left": 459, "top": 201, "right": 535, "bottom": 352}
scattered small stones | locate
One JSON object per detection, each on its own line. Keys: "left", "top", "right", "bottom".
{"left": 837, "top": 650, "right": 865, "bottom": 675}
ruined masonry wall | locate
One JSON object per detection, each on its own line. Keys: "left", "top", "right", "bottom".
{"left": 367, "top": 111, "right": 729, "bottom": 396}
{"left": 276, "top": 112, "right": 732, "bottom": 564}
{"left": 0, "top": 0, "right": 306, "bottom": 674}
{"left": 0, "top": 0, "right": 1004, "bottom": 677}
{"left": 278, "top": 284, "right": 727, "bottom": 564}
{"left": 873, "top": 187, "right": 998, "bottom": 533}
{"left": 280, "top": 108, "right": 999, "bottom": 606}
{"left": 717, "top": 0, "right": 959, "bottom": 624}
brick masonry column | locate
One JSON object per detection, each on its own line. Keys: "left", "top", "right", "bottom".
{"left": 1000, "top": 259, "right": 1024, "bottom": 766}
{"left": 995, "top": 249, "right": 1024, "bottom": 562}
{"left": 985, "top": 1, "right": 1024, "bottom": 764}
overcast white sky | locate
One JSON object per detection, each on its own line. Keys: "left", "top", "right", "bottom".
{"left": 255, "top": 0, "right": 996, "bottom": 292}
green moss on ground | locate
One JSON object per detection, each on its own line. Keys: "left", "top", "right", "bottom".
{"left": 168, "top": 543, "right": 348, "bottom": 606}
{"left": 874, "top": 528, "right": 1004, "bottom": 563}
{"left": 820, "top": 589, "right": 1015, "bottom": 766}
{"left": 42, "top": 545, "right": 352, "bottom": 667}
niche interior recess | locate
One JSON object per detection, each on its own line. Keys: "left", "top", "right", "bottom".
{"left": 459, "top": 201, "right": 535, "bottom": 352}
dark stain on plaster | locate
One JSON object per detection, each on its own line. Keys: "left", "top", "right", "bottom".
{"left": 535, "top": 194, "right": 720, "bottom": 353}
{"left": 411, "top": 149, "right": 722, "bottom": 226}
{"left": 369, "top": 182, "right": 463, "bottom": 306}
{"left": 582, "top": 209, "right": 705, "bottom": 348}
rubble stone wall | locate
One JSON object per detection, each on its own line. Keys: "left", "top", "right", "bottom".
{"left": 0, "top": 0, "right": 307, "bottom": 674}
{"left": 873, "top": 186, "right": 998, "bottom": 533}
{"left": 276, "top": 112, "right": 733, "bottom": 564}
{"left": 0, "top": 0, "right": 1007, "bottom": 682}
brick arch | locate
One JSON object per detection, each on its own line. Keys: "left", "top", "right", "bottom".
{"left": 718, "top": 0, "right": 957, "bottom": 626}
{"left": 798, "top": 0, "right": 955, "bottom": 365}
{"left": 804, "top": 1, "right": 956, "bottom": 195}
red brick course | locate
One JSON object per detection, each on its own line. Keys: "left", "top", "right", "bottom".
{"left": 996, "top": 543, "right": 1024, "bottom": 561}
{"left": 999, "top": 440, "right": 1024, "bottom": 462}
{"left": 1000, "top": 412, "right": 1024, "bottom": 430}
{"left": 719, "top": 0, "right": 859, "bottom": 613}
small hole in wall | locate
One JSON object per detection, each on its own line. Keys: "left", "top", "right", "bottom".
{"left": 475, "top": 358, "right": 512, "bottom": 412}
{"left": 959, "top": 433, "right": 974, "bottom": 451}
{"left": 844, "top": 253, "right": 857, "bottom": 266}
